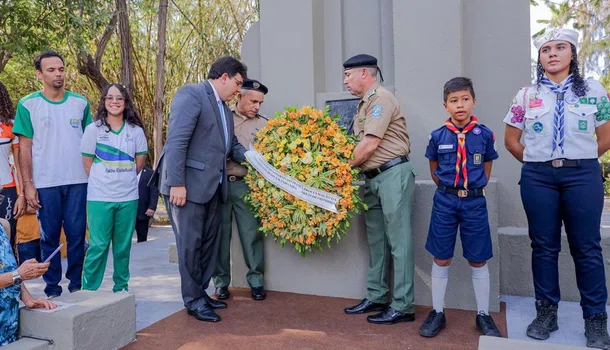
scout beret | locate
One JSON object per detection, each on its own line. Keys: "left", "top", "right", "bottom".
{"left": 242, "top": 79, "right": 268, "bottom": 94}
{"left": 343, "top": 54, "right": 384, "bottom": 82}
{"left": 534, "top": 28, "right": 579, "bottom": 51}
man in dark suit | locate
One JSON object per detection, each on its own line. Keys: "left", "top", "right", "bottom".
{"left": 135, "top": 166, "right": 159, "bottom": 243}
{"left": 154, "top": 56, "right": 247, "bottom": 323}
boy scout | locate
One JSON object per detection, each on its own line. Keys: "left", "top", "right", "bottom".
{"left": 213, "top": 79, "right": 268, "bottom": 301}
{"left": 341, "top": 54, "right": 417, "bottom": 325}
{"left": 420, "top": 77, "right": 501, "bottom": 338}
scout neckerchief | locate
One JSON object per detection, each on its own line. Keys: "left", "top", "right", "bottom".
{"left": 540, "top": 74, "right": 573, "bottom": 156}
{"left": 444, "top": 116, "right": 478, "bottom": 189}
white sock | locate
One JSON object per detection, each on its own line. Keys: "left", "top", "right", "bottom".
{"left": 431, "top": 261, "right": 450, "bottom": 313}
{"left": 471, "top": 264, "right": 490, "bottom": 315}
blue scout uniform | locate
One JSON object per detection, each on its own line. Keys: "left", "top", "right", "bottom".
{"left": 425, "top": 118, "right": 499, "bottom": 262}
{"left": 504, "top": 75, "right": 609, "bottom": 318}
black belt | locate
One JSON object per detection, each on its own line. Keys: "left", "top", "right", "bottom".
{"left": 228, "top": 175, "right": 244, "bottom": 182}
{"left": 363, "top": 156, "right": 409, "bottom": 179}
{"left": 437, "top": 185, "right": 486, "bottom": 198}
{"left": 539, "top": 159, "right": 579, "bottom": 168}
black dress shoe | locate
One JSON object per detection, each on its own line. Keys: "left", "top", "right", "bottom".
{"left": 251, "top": 287, "right": 266, "bottom": 301}
{"left": 344, "top": 298, "right": 387, "bottom": 315}
{"left": 367, "top": 307, "right": 415, "bottom": 324}
{"left": 419, "top": 310, "right": 446, "bottom": 337}
{"left": 204, "top": 292, "right": 227, "bottom": 309}
{"left": 215, "top": 286, "right": 230, "bottom": 300}
{"left": 187, "top": 304, "right": 221, "bottom": 322}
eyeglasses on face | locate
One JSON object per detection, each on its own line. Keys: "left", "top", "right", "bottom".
{"left": 104, "top": 96, "right": 125, "bottom": 102}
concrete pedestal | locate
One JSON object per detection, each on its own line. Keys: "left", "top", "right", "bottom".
{"left": 19, "top": 291, "right": 136, "bottom": 350}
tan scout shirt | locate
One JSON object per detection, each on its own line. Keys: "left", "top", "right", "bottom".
{"left": 353, "top": 82, "right": 410, "bottom": 171}
{"left": 226, "top": 106, "right": 268, "bottom": 176}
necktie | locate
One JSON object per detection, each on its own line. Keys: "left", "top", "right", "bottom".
{"left": 218, "top": 100, "right": 229, "bottom": 150}
{"left": 540, "top": 75, "right": 573, "bottom": 156}
{"left": 444, "top": 116, "right": 479, "bottom": 189}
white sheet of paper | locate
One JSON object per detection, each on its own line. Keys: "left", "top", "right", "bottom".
{"left": 28, "top": 301, "right": 74, "bottom": 313}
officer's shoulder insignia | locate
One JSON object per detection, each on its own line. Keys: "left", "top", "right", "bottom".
{"left": 371, "top": 104, "right": 383, "bottom": 118}
{"left": 366, "top": 89, "right": 376, "bottom": 99}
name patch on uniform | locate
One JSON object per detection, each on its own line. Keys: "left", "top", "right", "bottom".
{"left": 371, "top": 104, "right": 383, "bottom": 118}
{"left": 438, "top": 144, "right": 454, "bottom": 150}
{"left": 70, "top": 118, "right": 80, "bottom": 128}
{"left": 579, "top": 120, "right": 588, "bottom": 131}
{"left": 474, "top": 153, "right": 482, "bottom": 165}
{"left": 532, "top": 121, "right": 544, "bottom": 133}
{"left": 473, "top": 127, "right": 481, "bottom": 135}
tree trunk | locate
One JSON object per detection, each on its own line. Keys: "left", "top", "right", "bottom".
{"left": 116, "top": 0, "right": 134, "bottom": 97}
{"left": 153, "top": 0, "right": 169, "bottom": 164}
{"left": 0, "top": 51, "right": 12, "bottom": 74}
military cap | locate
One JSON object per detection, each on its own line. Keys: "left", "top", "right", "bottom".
{"left": 343, "top": 54, "right": 384, "bottom": 81}
{"left": 242, "top": 79, "right": 268, "bottom": 94}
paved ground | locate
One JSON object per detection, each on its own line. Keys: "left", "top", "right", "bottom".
{"left": 23, "top": 225, "right": 607, "bottom": 348}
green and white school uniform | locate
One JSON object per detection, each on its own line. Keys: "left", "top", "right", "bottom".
{"left": 80, "top": 120, "right": 147, "bottom": 292}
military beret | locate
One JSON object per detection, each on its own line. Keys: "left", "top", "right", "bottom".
{"left": 343, "top": 54, "right": 384, "bottom": 81}
{"left": 242, "top": 79, "right": 268, "bottom": 94}
{"left": 343, "top": 54, "right": 379, "bottom": 70}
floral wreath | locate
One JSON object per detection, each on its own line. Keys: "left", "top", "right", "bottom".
{"left": 244, "top": 106, "right": 366, "bottom": 256}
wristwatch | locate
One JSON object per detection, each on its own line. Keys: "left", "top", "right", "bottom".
{"left": 11, "top": 270, "right": 23, "bottom": 286}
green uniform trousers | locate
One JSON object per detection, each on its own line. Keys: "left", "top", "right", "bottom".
{"left": 364, "top": 161, "right": 416, "bottom": 314}
{"left": 212, "top": 180, "right": 265, "bottom": 288}
{"left": 82, "top": 200, "right": 137, "bottom": 292}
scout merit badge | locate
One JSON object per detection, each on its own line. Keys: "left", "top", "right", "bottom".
{"left": 444, "top": 116, "right": 479, "bottom": 189}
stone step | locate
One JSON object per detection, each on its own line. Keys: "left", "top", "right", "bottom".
{"left": 19, "top": 290, "right": 136, "bottom": 350}
{"left": 478, "top": 335, "right": 587, "bottom": 349}
{"left": 498, "top": 227, "right": 610, "bottom": 303}
{"left": 2, "top": 338, "right": 49, "bottom": 350}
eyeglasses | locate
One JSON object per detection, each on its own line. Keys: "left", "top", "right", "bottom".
{"left": 104, "top": 96, "right": 125, "bottom": 103}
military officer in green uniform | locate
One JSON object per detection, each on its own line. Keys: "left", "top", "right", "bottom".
{"left": 212, "top": 79, "right": 268, "bottom": 301}
{"left": 342, "top": 54, "right": 417, "bottom": 324}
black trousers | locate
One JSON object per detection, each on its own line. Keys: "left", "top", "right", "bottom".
{"left": 135, "top": 219, "right": 150, "bottom": 242}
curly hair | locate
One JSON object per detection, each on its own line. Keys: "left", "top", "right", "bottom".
{"left": 94, "top": 84, "right": 144, "bottom": 132}
{"left": 0, "top": 81, "right": 14, "bottom": 125}
{"left": 536, "top": 43, "right": 588, "bottom": 97}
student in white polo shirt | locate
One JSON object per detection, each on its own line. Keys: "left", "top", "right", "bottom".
{"left": 80, "top": 83, "right": 147, "bottom": 293}
{"left": 13, "top": 51, "right": 91, "bottom": 298}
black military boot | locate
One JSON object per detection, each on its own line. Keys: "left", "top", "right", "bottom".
{"left": 585, "top": 312, "right": 610, "bottom": 349}
{"left": 526, "top": 300, "right": 558, "bottom": 340}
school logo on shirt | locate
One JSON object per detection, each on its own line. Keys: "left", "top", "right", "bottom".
{"left": 532, "top": 121, "right": 544, "bottom": 133}
{"left": 70, "top": 118, "right": 80, "bottom": 128}
{"left": 125, "top": 133, "right": 134, "bottom": 142}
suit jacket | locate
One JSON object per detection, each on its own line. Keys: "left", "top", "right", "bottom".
{"left": 137, "top": 167, "right": 159, "bottom": 220}
{"left": 153, "top": 81, "right": 246, "bottom": 204}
